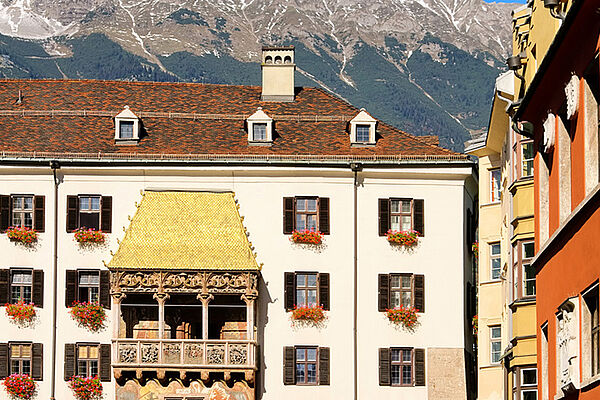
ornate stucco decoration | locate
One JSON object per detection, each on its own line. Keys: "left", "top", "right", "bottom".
{"left": 557, "top": 297, "right": 580, "bottom": 396}
{"left": 565, "top": 74, "right": 580, "bottom": 120}
{"left": 542, "top": 113, "right": 556, "bottom": 153}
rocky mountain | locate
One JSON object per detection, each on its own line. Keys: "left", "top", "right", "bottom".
{"left": 0, "top": 0, "right": 519, "bottom": 150}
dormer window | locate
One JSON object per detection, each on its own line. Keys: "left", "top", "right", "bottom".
{"left": 114, "top": 106, "right": 140, "bottom": 144}
{"left": 349, "top": 108, "right": 377, "bottom": 145}
{"left": 247, "top": 107, "right": 273, "bottom": 145}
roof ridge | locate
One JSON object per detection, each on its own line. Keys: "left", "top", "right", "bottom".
{"left": 0, "top": 78, "right": 263, "bottom": 90}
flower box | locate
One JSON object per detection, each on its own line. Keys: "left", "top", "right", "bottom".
{"left": 290, "top": 230, "right": 323, "bottom": 245}
{"left": 6, "top": 227, "right": 38, "bottom": 245}
{"left": 472, "top": 315, "right": 478, "bottom": 336}
{"left": 74, "top": 228, "right": 105, "bottom": 244}
{"left": 3, "top": 374, "right": 37, "bottom": 400}
{"left": 291, "top": 304, "right": 326, "bottom": 323}
{"left": 69, "top": 302, "right": 106, "bottom": 332}
{"left": 472, "top": 241, "right": 479, "bottom": 260}
{"left": 68, "top": 376, "right": 103, "bottom": 400}
{"left": 385, "top": 306, "right": 418, "bottom": 329}
{"left": 5, "top": 302, "right": 36, "bottom": 326}
{"left": 386, "top": 230, "right": 419, "bottom": 246}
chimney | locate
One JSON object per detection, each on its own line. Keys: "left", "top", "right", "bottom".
{"left": 261, "top": 46, "right": 295, "bottom": 102}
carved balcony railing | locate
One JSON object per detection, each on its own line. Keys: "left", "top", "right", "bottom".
{"left": 112, "top": 339, "right": 257, "bottom": 373}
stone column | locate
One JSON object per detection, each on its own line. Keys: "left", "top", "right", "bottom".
{"left": 111, "top": 292, "right": 126, "bottom": 338}
{"left": 197, "top": 293, "right": 213, "bottom": 340}
{"left": 153, "top": 293, "right": 169, "bottom": 339}
{"left": 241, "top": 294, "right": 257, "bottom": 341}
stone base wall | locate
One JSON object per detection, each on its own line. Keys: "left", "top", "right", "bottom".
{"left": 427, "top": 347, "right": 467, "bottom": 400}
{"left": 117, "top": 379, "right": 254, "bottom": 400}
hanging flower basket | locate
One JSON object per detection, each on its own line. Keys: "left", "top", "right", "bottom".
{"left": 472, "top": 241, "right": 479, "bottom": 260}
{"left": 290, "top": 230, "right": 323, "bottom": 245}
{"left": 74, "top": 228, "right": 105, "bottom": 244}
{"left": 3, "top": 374, "right": 37, "bottom": 400}
{"left": 472, "top": 315, "right": 478, "bottom": 337}
{"left": 6, "top": 227, "right": 38, "bottom": 245}
{"left": 5, "top": 302, "right": 36, "bottom": 326}
{"left": 386, "top": 230, "right": 419, "bottom": 246}
{"left": 291, "top": 305, "right": 326, "bottom": 323}
{"left": 385, "top": 306, "right": 419, "bottom": 328}
{"left": 69, "top": 302, "right": 106, "bottom": 332}
{"left": 68, "top": 376, "right": 103, "bottom": 400}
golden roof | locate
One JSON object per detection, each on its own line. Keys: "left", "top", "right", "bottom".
{"left": 108, "top": 191, "right": 259, "bottom": 271}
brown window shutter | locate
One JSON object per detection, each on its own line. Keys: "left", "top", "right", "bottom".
{"left": 415, "top": 348, "right": 426, "bottom": 386}
{"left": 378, "top": 274, "right": 389, "bottom": 311}
{"left": 318, "top": 197, "right": 330, "bottom": 235}
{"left": 284, "top": 272, "right": 295, "bottom": 311}
{"left": 101, "top": 196, "right": 112, "bottom": 233}
{"left": 414, "top": 274, "right": 425, "bottom": 313}
{"left": 378, "top": 198, "right": 390, "bottom": 236}
{"left": 283, "top": 346, "right": 295, "bottom": 385}
{"left": 378, "top": 348, "right": 391, "bottom": 386}
{"left": 32, "top": 270, "right": 44, "bottom": 308}
{"left": 0, "top": 269, "right": 9, "bottom": 305}
{"left": 283, "top": 197, "right": 295, "bottom": 234}
{"left": 65, "top": 270, "right": 78, "bottom": 307}
{"left": 32, "top": 343, "right": 43, "bottom": 380}
{"left": 414, "top": 199, "right": 425, "bottom": 237}
{"left": 99, "top": 344, "right": 111, "bottom": 382}
{"left": 99, "top": 270, "right": 111, "bottom": 309}
{"left": 319, "top": 347, "right": 330, "bottom": 385}
{"left": 64, "top": 343, "right": 76, "bottom": 380}
{"left": 33, "top": 196, "right": 45, "bottom": 232}
{"left": 0, "top": 343, "right": 8, "bottom": 378}
{"left": 66, "top": 196, "right": 78, "bottom": 232}
{"left": 0, "top": 195, "right": 10, "bottom": 232}
{"left": 318, "top": 273, "right": 330, "bottom": 311}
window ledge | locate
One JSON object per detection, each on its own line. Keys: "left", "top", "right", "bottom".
{"left": 480, "top": 364, "right": 502, "bottom": 370}
{"left": 480, "top": 279, "right": 502, "bottom": 286}
{"left": 115, "top": 139, "right": 139, "bottom": 145}
{"left": 480, "top": 202, "right": 501, "bottom": 208}
{"left": 248, "top": 141, "right": 273, "bottom": 146}
{"left": 351, "top": 142, "right": 376, "bottom": 147}
{"left": 581, "top": 373, "right": 600, "bottom": 390}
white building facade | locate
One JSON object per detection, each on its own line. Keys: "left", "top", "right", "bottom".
{"left": 0, "top": 47, "right": 477, "bottom": 400}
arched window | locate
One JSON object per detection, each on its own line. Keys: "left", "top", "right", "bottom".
{"left": 265, "top": 56, "right": 273, "bottom": 64}
{"left": 284, "top": 56, "right": 292, "bottom": 64}
{"left": 274, "top": 56, "right": 282, "bottom": 64}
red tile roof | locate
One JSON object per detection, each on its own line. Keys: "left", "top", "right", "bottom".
{"left": 0, "top": 79, "right": 464, "bottom": 159}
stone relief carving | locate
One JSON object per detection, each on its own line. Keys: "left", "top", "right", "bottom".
{"left": 557, "top": 298, "right": 580, "bottom": 395}
{"left": 565, "top": 74, "right": 580, "bottom": 120}
{"left": 184, "top": 343, "right": 204, "bottom": 363}
{"left": 119, "top": 344, "right": 138, "bottom": 363}
{"left": 206, "top": 345, "right": 225, "bottom": 364}
{"left": 542, "top": 113, "right": 555, "bottom": 154}
{"left": 141, "top": 343, "right": 159, "bottom": 363}
{"left": 228, "top": 344, "right": 248, "bottom": 365}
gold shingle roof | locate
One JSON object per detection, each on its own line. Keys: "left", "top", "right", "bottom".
{"left": 108, "top": 191, "right": 259, "bottom": 271}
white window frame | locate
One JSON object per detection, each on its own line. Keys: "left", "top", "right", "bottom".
{"left": 490, "top": 168, "right": 501, "bottom": 202}
{"left": 490, "top": 326, "right": 501, "bottom": 364}
{"left": 114, "top": 106, "right": 140, "bottom": 142}
{"left": 522, "top": 241, "right": 536, "bottom": 297}
{"left": 349, "top": 109, "right": 377, "bottom": 145}
{"left": 490, "top": 242, "right": 501, "bottom": 281}
{"left": 247, "top": 107, "right": 273, "bottom": 144}
{"left": 522, "top": 141, "right": 534, "bottom": 178}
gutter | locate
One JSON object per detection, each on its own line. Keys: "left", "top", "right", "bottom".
{"left": 513, "top": 0, "right": 585, "bottom": 121}
{"left": 351, "top": 162, "right": 362, "bottom": 400}
{"left": 49, "top": 160, "right": 60, "bottom": 400}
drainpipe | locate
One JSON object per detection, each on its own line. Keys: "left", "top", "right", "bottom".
{"left": 351, "top": 162, "right": 362, "bottom": 400}
{"left": 49, "top": 160, "right": 60, "bottom": 400}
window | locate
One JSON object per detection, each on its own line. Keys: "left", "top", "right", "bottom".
{"left": 355, "top": 125, "right": 370, "bottom": 142}
{"left": 253, "top": 123, "right": 267, "bottom": 141}
{"left": 522, "top": 242, "right": 536, "bottom": 297}
{"left": 391, "top": 348, "right": 413, "bottom": 386}
{"left": 11, "top": 196, "right": 33, "bottom": 228}
{"left": 390, "top": 199, "right": 412, "bottom": 231}
{"left": 284, "top": 272, "right": 329, "bottom": 311}
{"left": 295, "top": 273, "right": 317, "bottom": 307}
{"left": 583, "top": 285, "right": 600, "bottom": 377}
{"left": 295, "top": 198, "right": 318, "bottom": 232}
{"left": 522, "top": 142, "right": 534, "bottom": 178}
{"left": 78, "top": 271, "right": 100, "bottom": 304}
{"left": 490, "top": 169, "right": 501, "bottom": 202}
{"left": 295, "top": 347, "right": 318, "bottom": 385}
{"left": 390, "top": 275, "right": 413, "bottom": 309}
{"left": 66, "top": 195, "right": 111, "bottom": 233}
{"left": 490, "top": 326, "right": 501, "bottom": 364}
{"left": 513, "top": 366, "right": 538, "bottom": 400}
{"left": 283, "top": 197, "right": 329, "bottom": 235}
{"left": 490, "top": 242, "right": 501, "bottom": 280}
{"left": 77, "top": 345, "right": 99, "bottom": 377}
{"left": 11, "top": 270, "right": 32, "bottom": 304}
{"left": 378, "top": 274, "right": 424, "bottom": 312}
{"left": 119, "top": 121, "right": 134, "bottom": 139}
{"left": 10, "top": 343, "right": 31, "bottom": 375}
{"left": 378, "top": 347, "right": 425, "bottom": 386}
{"left": 283, "top": 346, "right": 329, "bottom": 385}
{"left": 378, "top": 198, "right": 424, "bottom": 237}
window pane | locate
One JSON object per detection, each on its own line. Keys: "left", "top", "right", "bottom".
{"left": 491, "top": 327, "right": 501, "bottom": 338}
{"left": 306, "top": 348, "right": 317, "bottom": 361}
{"left": 253, "top": 123, "right": 267, "bottom": 141}
{"left": 79, "top": 197, "right": 89, "bottom": 210}
{"left": 306, "top": 199, "right": 317, "bottom": 212}
{"left": 401, "top": 292, "right": 411, "bottom": 307}
{"left": 90, "top": 287, "right": 99, "bottom": 304}
{"left": 306, "top": 215, "right": 317, "bottom": 231}
{"left": 307, "top": 363, "right": 317, "bottom": 383}
{"left": 391, "top": 365, "right": 400, "bottom": 385}
{"left": 23, "top": 197, "right": 33, "bottom": 210}
{"left": 13, "top": 197, "right": 22, "bottom": 209}
{"left": 296, "top": 274, "right": 306, "bottom": 287}
{"left": 23, "top": 213, "right": 32, "bottom": 228}
{"left": 296, "top": 348, "right": 305, "bottom": 361}
{"left": 391, "top": 349, "right": 401, "bottom": 362}
{"left": 307, "top": 290, "right": 317, "bottom": 306}
{"left": 78, "top": 346, "right": 88, "bottom": 359}
{"left": 296, "top": 215, "right": 306, "bottom": 231}
{"left": 356, "top": 125, "right": 370, "bottom": 142}
{"left": 521, "top": 368, "right": 537, "bottom": 385}
{"left": 296, "top": 290, "right": 306, "bottom": 307}
{"left": 402, "top": 365, "right": 412, "bottom": 385}
{"left": 491, "top": 259, "right": 501, "bottom": 279}
{"left": 390, "top": 200, "right": 400, "bottom": 213}
{"left": 296, "top": 363, "right": 305, "bottom": 382}
{"left": 22, "top": 360, "right": 30, "bottom": 375}
{"left": 296, "top": 199, "right": 306, "bottom": 212}
{"left": 390, "top": 276, "right": 401, "bottom": 288}
{"left": 491, "top": 243, "right": 501, "bottom": 255}
{"left": 390, "top": 215, "right": 401, "bottom": 231}
{"left": 390, "top": 292, "right": 401, "bottom": 308}
{"left": 401, "top": 216, "right": 411, "bottom": 231}
{"left": 401, "top": 276, "right": 411, "bottom": 289}
{"left": 523, "top": 242, "right": 535, "bottom": 259}
{"left": 119, "top": 121, "right": 134, "bottom": 138}
{"left": 77, "top": 361, "right": 87, "bottom": 376}
{"left": 307, "top": 274, "right": 317, "bottom": 287}
{"left": 90, "top": 360, "right": 98, "bottom": 376}
{"left": 79, "top": 212, "right": 100, "bottom": 230}
{"left": 401, "top": 200, "right": 411, "bottom": 213}
{"left": 522, "top": 390, "right": 537, "bottom": 400}
{"left": 11, "top": 360, "right": 20, "bottom": 374}
{"left": 491, "top": 169, "right": 501, "bottom": 201}
{"left": 90, "top": 197, "right": 100, "bottom": 211}
{"left": 402, "top": 350, "right": 411, "bottom": 362}
{"left": 22, "top": 287, "right": 31, "bottom": 303}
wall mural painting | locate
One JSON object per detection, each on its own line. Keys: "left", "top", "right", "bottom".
{"left": 117, "top": 380, "right": 252, "bottom": 400}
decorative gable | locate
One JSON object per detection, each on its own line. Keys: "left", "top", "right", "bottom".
{"left": 349, "top": 108, "right": 377, "bottom": 145}
{"left": 247, "top": 107, "right": 273, "bottom": 144}
{"left": 114, "top": 106, "right": 140, "bottom": 144}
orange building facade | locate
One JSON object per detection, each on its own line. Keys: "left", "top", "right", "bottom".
{"left": 512, "top": 1, "right": 600, "bottom": 399}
